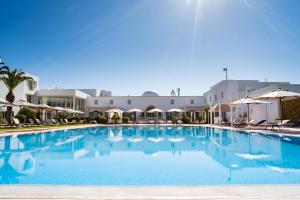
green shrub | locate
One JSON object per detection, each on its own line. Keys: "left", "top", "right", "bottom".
{"left": 282, "top": 99, "right": 300, "bottom": 120}
{"left": 72, "top": 116, "right": 80, "bottom": 122}
{"left": 85, "top": 117, "right": 91, "bottom": 122}
{"left": 17, "top": 107, "right": 37, "bottom": 121}
{"left": 96, "top": 116, "right": 107, "bottom": 124}
{"left": 181, "top": 112, "right": 191, "bottom": 124}
{"left": 58, "top": 113, "right": 67, "bottom": 119}
{"left": 15, "top": 114, "right": 27, "bottom": 123}
{"left": 122, "top": 117, "right": 129, "bottom": 123}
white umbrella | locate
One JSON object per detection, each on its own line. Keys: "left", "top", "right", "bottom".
{"left": 127, "top": 108, "right": 143, "bottom": 113}
{"left": 69, "top": 109, "right": 84, "bottom": 114}
{"left": 167, "top": 108, "right": 185, "bottom": 113}
{"left": 14, "top": 99, "right": 39, "bottom": 108}
{"left": 127, "top": 108, "right": 143, "bottom": 121}
{"left": 258, "top": 89, "right": 300, "bottom": 123}
{"left": 53, "top": 107, "right": 68, "bottom": 112}
{"left": 74, "top": 110, "right": 84, "bottom": 114}
{"left": 37, "top": 104, "right": 55, "bottom": 110}
{"left": 147, "top": 108, "right": 164, "bottom": 121}
{"left": 231, "top": 97, "right": 271, "bottom": 123}
{"left": 0, "top": 98, "right": 14, "bottom": 106}
{"left": 147, "top": 108, "right": 164, "bottom": 113}
{"left": 231, "top": 98, "right": 271, "bottom": 105}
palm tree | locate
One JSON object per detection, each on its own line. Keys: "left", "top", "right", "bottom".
{"left": 0, "top": 67, "right": 33, "bottom": 123}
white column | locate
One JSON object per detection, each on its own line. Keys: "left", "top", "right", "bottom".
{"left": 218, "top": 102, "right": 222, "bottom": 125}
{"left": 73, "top": 96, "right": 76, "bottom": 110}
{"left": 210, "top": 105, "right": 213, "bottom": 125}
{"left": 42, "top": 97, "right": 47, "bottom": 120}
{"left": 230, "top": 104, "right": 233, "bottom": 126}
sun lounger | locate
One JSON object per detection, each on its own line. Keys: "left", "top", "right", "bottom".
{"left": 45, "top": 119, "right": 54, "bottom": 125}
{"left": 177, "top": 120, "right": 183, "bottom": 125}
{"left": 157, "top": 119, "right": 165, "bottom": 124}
{"left": 249, "top": 120, "right": 266, "bottom": 126}
{"left": 107, "top": 120, "right": 114, "bottom": 124}
{"left": 90, "top": 120, "right": 97, "bottom": 124}
{"left": 59, "top": 119, "right": 65, "bottom": 124}
{"left": 149, "top": 120, "right": 155, "bottom": 124}
{"left": 27, "top": 118, "right": 37, "bottom": 126}
{"left": 12, "top": 118, "right": 22, "bottom": 127}
{"left": 265, "top": 120, "right": 290, "bottom": 131}
{"left": 35, "top": 118, "right": 43, "bottom": 125}
{"left": 0, "top": 118, "right": 10, "bottom": 127}
{"left": 233, "top": 119, "right": 246, "bottom": 128}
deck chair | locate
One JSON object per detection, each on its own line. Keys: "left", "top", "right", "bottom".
{"left": 12, "top": 118, "right": 21, "bottom": 127}
{"left": 0, "top": 118, "right": 10, "bottom": 127}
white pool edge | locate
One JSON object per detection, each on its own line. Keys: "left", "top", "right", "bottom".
{"left": 0, "top": 185, "right": 300, "bottom": 199}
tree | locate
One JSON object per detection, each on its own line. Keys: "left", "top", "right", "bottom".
{"left": 0, "top": 67, "right": 33, "bottom": 123}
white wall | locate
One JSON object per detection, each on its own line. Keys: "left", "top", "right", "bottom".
{"left": 87, "top": 96, "right": 205, "bottom": 112}
{"left": 0, "top": 73, "right": 39, "bottom": 115}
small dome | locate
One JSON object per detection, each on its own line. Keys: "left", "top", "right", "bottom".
{"left": 142, "top": 90, "right": 159, "bottom": 97}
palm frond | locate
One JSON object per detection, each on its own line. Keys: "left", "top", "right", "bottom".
{"left": 0, "top": 66, "right": 33, "bottom": 92}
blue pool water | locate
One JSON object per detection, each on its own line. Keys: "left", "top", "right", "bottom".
{"left": 0, "top": 126, "right": 300, "bottom": 185}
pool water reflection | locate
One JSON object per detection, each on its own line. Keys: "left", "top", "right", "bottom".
{"left": 0, "top": 126, "right": 300, "bottom": 185}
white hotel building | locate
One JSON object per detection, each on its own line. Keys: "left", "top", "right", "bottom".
{"left": 1, "top": 72, "right": 300, "bottom": 123}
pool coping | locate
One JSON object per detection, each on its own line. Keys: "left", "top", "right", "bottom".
{"left": 1, "top": 123, "right": 300, "bottom": 139}
{"left": 0, "top": 185, "right": 300, "bottom": 199}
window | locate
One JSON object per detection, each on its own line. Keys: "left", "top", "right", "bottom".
{"left": 170, "top": 99, "right": 174, "bottom": 104}
{"left": 127, "top": 99, "right": 132, "bottom": 105}
{"left": 209, "top": 97, "right": 211, "bottom": 102}
{"left": 215, "top": 94, "right": 217, "bottom": 101}
{"left": 26, "top": 95, "right": 34, "bottom": 103}
{"left": 109, "top": 99, "right": 114, "bottom": 105}
{"left": 221, "top": 92, "right": 224, "bottom": 99}
{"left": 205, "top": 98, "right": 207, "bottom": 104}
{"left": 190, "top": 99, "right": 194, "bottom": 104}
{"left": 27, "top": 80, "right": 36, "bottom": 91}
{"left": 94, "top": 99, "right": 98, "bottom": 105}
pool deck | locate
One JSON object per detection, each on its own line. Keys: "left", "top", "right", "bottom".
{"left": 0, "top": 185, "right": 300, "bottom": 199}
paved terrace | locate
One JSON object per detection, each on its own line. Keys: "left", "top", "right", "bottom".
{"left": 0, "top": 185, "right": 300, "bottom": 199}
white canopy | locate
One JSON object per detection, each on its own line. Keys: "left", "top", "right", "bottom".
{"left": 127, "top": 108, "right": 143, "bottom": 113}
{"left": 147, "top": 108, "right": 164, "bottom": 113}
{"left": 258, "top": 89, "right": 300, "bottom": 101}
{"left": 106, "top": 108, "right": 124, "bottom": 113}
{"left": 167, "top": 108, "right": 185, "bottom": 113}
{"left": 106, "top": 108, "right": 123, "bottom": 120}
{"left": 231, "top": 97, "right": 271, "bottom": 105}
{"left": 14, "top": 99, "right": 39, "bottom": 108}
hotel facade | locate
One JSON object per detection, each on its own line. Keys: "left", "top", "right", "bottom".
{"left": 1, "top": 72, "right": 300, "bottom": 123}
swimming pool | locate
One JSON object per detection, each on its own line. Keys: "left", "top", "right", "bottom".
{"left": 0, "top": 126, "right": 300, "bottom": 185}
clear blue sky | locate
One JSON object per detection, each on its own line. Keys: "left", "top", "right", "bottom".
{"left": 1, "top": 0, "right": 300, "bottom": 96}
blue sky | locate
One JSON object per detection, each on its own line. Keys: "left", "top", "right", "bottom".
{"left": 1, "top": 0, "right": 300, "bottom": 96}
